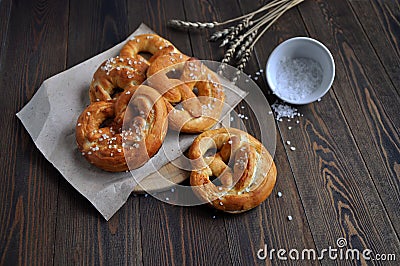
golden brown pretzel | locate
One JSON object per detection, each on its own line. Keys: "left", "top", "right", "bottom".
{"left": 75, "top": 101, "right": 127, "bottom": 172}
{"left": 114, "top": 85, "right": 168, "bottom": 169}
{"left": 147, "top": 56, "right": 225, "bottom": 133}
{"left": 120, "top": 34, "right": 180, "bottom": 64}
{"left": 76, "top": 85, "right": 168, "bottom": 172}
{"left": 89, "top": 55, "right": 148, "bottom": 103}
{"left": 189, "top": 128, "right": 277, "bottom": 213}
{"left": 146, "top": 46, "right": 190, "bottom": 77}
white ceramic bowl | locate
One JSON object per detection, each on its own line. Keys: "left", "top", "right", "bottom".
{"left": 266, "top": 37, "right": 335, "bottom": 105}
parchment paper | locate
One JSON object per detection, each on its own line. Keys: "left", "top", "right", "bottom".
{"left": 16, "top": 23, "right": 247, "bottom": 220}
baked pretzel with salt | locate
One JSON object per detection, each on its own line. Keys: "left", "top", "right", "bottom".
{"left": 120, "top": 34, "right": 180, "bottom": 64}
{"left": 114, "top": 85, "right": 168, "bottom": 169}
{"left": 189, "top": 128, "right": 277, "bottom": 213}
{"left": 76, "top": 85, "right": 168, "bottom": 172}
{"left": 89, "top": 55, "right": 148, "bottom": 103}
{"left": 147, "top": 54, "right": 225, "bottom": 133}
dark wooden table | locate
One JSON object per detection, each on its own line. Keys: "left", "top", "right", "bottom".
{"left": 1, "top": 0, "right": 399, "bottom": 265}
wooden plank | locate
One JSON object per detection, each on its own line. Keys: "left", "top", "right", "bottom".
{"left": 0, "top": 0, "right": 12, "bottom": 63}
{"left": 0, "top": 0, "right": 69, "bottom": 264}
{"left": 126, "top": 0, "right": 192, "bottom": 56}
{"left": 297, "top": 0, "right": 400, "bottom": 235}
{"left": 348, "top": 0, "right": 400, "bottom": 94}
{"left": 53, "top": 0, "right": 142, "bottom": 265}
{"left": 66, "top": 0, "right": 129, "bottom": 67}
{"left": 239, "top": 0, "right": 400, "bottom": 262}
{"left": 183, "top": 0, "right": 318, "bottom": 265}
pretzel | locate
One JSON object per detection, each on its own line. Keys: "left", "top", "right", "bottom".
{"left": 89, "top": 55, "right": 148, "bottom": 103}
{"left": 146, "top": 46, "right": 190, "bottom": 77}
{"left": 76, "top": 85, "right": 168, "bottom": 172}
{"left": 147, "top": 56, "right": 225, "bottom": 133}
{"left": 120, "top": 34, "right": 180, "bottom": 64}
{"left": 114, "top": 85, "right": 168, "bottom": 169}
{"left": 189, "top": 128, "right": 277, "bottom": 213}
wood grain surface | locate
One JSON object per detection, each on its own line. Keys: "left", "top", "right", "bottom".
{"left": 0, "top": 0, "right": 399, "bottom": 265}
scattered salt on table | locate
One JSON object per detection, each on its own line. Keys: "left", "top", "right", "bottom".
{"left": 275, "top": 57, "right": 323, "bottom": 101}
{"left": 271, "top": 101, "right": 301, "bottom": 120}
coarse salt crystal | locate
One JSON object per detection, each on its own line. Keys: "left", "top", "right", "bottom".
{"left": 271, "top": 101, "right": 301, "bottom": 121}
{"left": 275, "top": 57, "right": 323, "bottom": 101}
{"left": 290, "top": 146, "right": 296, "bottom": 151}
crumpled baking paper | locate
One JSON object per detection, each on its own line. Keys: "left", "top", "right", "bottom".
{"left": 16, "top": 23, "right": 247, "bottom": 220}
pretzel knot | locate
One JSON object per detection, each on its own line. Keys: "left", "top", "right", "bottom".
{"left": 120, "top": 34, "right": 180, "bottom": 65}
{"left": 89, "top": 55, "right": 148, "bottom": 103}
{"left": 76, "top": 85, "right": 168, "bottom": 172}
{"left": 189, "top": 128, "right": 277, "bottom": 213}
{"left": 147, "top": 55, "right": 225, "bottom": 133}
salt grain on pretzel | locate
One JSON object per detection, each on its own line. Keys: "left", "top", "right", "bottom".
{"left": 189, "top": 128, "right": 277, "bottom": 213}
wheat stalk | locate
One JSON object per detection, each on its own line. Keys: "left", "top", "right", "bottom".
{"left": 168, "top": 0, "right": 305, "bottom": 72}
